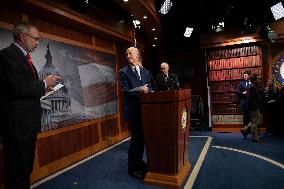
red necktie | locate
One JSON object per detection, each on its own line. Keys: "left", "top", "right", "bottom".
{"left": 26, "top": 53, "right": 38, "bottom": 80}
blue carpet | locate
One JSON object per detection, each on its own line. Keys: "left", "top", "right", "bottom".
{"left": 33, "top": 131, "right": 284, "bottom": 189}
{"left": 191, "top": 131, "right": 284, "bottom": 189}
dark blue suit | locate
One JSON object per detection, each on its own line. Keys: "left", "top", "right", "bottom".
{"left": 119, "top": 65, "right": 153, "bottom": 173}
{"left": 236, "top": 80, "right": 250, "bottom": 126}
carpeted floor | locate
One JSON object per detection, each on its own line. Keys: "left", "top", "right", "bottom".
{"left": 33, "top": 131, "right": 284, "bottom": 189}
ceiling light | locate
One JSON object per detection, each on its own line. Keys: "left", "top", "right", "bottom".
{"left": 154, "top": 37, "right": 158, "bottom": 40}
{"left": 84, "top": 0, "right": 88, "bottom": 4}
{"left": 152, "top": 44, "right": 156, "bottom": 47}
{"left": 143, "top": 16, "right": 148, "bottom": 19}
{"left": 212, "top": 21, "right": 224, "bottom": 32}
{"left": 152, "top": 28, "right": 156, "bottom": 31}
{"left": 133, "top": 20, "right": 141, "bottom": 28}
{"left": 271, "top": 2, "right": 284, "bottom": 20}
{"left": 184, "top": 27, "right": 193, "bottom": 37}
{"left": 123, "top": 0, "right": 129, "bottom": 2}
{"left": 159, "top": 0, "right": 173, "bottom": 14}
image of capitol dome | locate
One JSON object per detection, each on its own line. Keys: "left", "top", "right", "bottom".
{"left": 39, "top": 44, "right": 73, "bottom": 131}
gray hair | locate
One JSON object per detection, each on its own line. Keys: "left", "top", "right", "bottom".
{"left": 12, "top": 22, "right": 34, "bottom": 41}
{"left": 126, "top": 46, "right": 142, "bottom": 63}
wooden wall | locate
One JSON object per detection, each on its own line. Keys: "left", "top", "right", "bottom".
{"left": 0, "top": 1, "right": 133, "bottom": 184}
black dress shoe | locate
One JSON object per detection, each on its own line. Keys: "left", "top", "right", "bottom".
{"left": 138, "top": 161, "right": 148, "bottom": 175}
{"left": 128, "top": 170, "right": 145, "bottom": 180}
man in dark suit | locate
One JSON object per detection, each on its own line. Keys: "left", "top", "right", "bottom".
{"left": 236, "top": 71, "right": 251, "bottom": 137}
{"left": 0, "top": 22, "right": 60, "bottom": 189}
{"left": 119, "top": 47, "right": 153, "bottom": 180}
{"left": 156, "top": 62, "right": 180, "bottom": 91}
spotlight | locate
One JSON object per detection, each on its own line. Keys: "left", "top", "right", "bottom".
{"left": 271, "top": 2, "right": 284, "bottom": 20}
{"left": 159, "top": 0, "right": 173, "bottom": 15}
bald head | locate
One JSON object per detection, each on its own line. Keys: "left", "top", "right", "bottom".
{"left": 160, "top": 62, "right": 169, "bottom": 75}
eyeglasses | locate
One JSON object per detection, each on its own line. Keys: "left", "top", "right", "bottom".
{"left": 22, "top": 32, "right": 40, "bottom": 41}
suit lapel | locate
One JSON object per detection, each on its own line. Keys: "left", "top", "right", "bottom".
{"left": 127, "top": 66, "right": 136, "bottom": 81}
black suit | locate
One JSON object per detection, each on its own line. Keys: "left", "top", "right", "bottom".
{"left": 119, "top": 65, "right": 153, "bottom": 174}
{"left": 236, "top": 80, "right": 250, "bottom": 126}
{"left": 0, "top": 44, "right": 45, "bottom": 189}
{"left": 155, "top": 73, "right": 180, "bottom": 91}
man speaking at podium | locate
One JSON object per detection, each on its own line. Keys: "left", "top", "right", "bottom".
{"left": 119, "top": 47, "right": 153, "bottom": 180}
{"left": 0, "top": 22, "right": 60, "bottom": 189}
{"left": 156, "top": 62, "right": 180, "bottom": 91}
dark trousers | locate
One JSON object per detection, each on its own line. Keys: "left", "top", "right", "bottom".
{"left": 241, "top": 106, "right": 250, "bottom": 126}
{"left": 128, "top": 117, "right": 145, "bottom": 172}
{"left": 2, "top": 134, "right": 37, "bottom": 189}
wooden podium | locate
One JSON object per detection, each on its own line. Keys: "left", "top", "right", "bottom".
{"left": 140, "top": 89, "right": 191, "bottom": 189}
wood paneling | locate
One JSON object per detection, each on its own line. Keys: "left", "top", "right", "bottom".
{"left": 101, "top": 117, "right": 119, "bottom": 141}
{"left": 95, "top": 36, "right": 114, "bottom": 51}
{"left": 29, "top": 17, "right": 93, "bottom": 45}
{"left": 0, "top": 7, "right": 22, "bottom": 24}
{"left": 37, "top": 122, "right": 99, "bottom": 166}
{"left": 31, "top": 115, "right": 129, "bottom": 183}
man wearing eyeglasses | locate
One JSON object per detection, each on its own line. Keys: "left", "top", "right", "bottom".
{"left": 0, "top": 22, "right": 60, "bottom": 189}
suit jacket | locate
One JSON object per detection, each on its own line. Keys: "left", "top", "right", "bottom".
{"left": 0, "top": 44, "right": 45, "bottom": 139}
{"left": 247, "top": 84, "right": 262, "bottom": 111}
{"left": 119, "top": 65, "right": 153, "bottom": 120}
{"left": 155, "top": 73, "right": 180, "bottom": 91}
{"left": 236, "top": 80, "right": 250, "bottom": 108}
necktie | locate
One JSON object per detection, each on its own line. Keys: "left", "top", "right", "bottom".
{"left": 164, "top": 75, "right": 168, "bottom": 82}
{"left": 26, "top": 53, "right": 38, "bottom": 80}
{"left": 134, "top": 67, "right": 140, "bottom": 80}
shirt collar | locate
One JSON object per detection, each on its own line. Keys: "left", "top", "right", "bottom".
{"left": 13, "top": 42, "right": 28, "bottom": 56}
{"left": 130, "top": 65, "right": 140, "bottom": 71}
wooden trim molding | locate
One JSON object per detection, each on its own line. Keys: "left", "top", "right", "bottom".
{"left": 27, "top": 0, "right": 131, "bottom": 42}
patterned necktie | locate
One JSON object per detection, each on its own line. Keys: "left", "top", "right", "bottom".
{"left": 26, "top": 53, "right": 38, "bottom": 80}
{"left": 134, "top": 67, "right": 140, "bottom": 80}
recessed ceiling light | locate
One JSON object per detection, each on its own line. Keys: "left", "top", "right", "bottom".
{"left": 152, "top": 28, "right": 156, "bottom": 31}
{"left": 143, "top": 16, "right": 148, "bottom": 19}
{"left": 154, "top": 37, "right": 158, "bottom": 40}
{"left": 123, "top": 0, "right": 129, "bottom": 2}
{"left": 184, "top": 27, "right": 193, "bottom": 37}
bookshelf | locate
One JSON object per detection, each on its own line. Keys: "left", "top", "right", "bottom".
{"left": 208, "top": 46, "right": 262, "bottom": 131}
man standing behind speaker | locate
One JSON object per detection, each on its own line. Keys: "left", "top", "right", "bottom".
{"left": 156, "top": 62, "right": 180, "bottom": 91}
{"left": 0, "top": 22, "right": 60, "bottom": 189}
